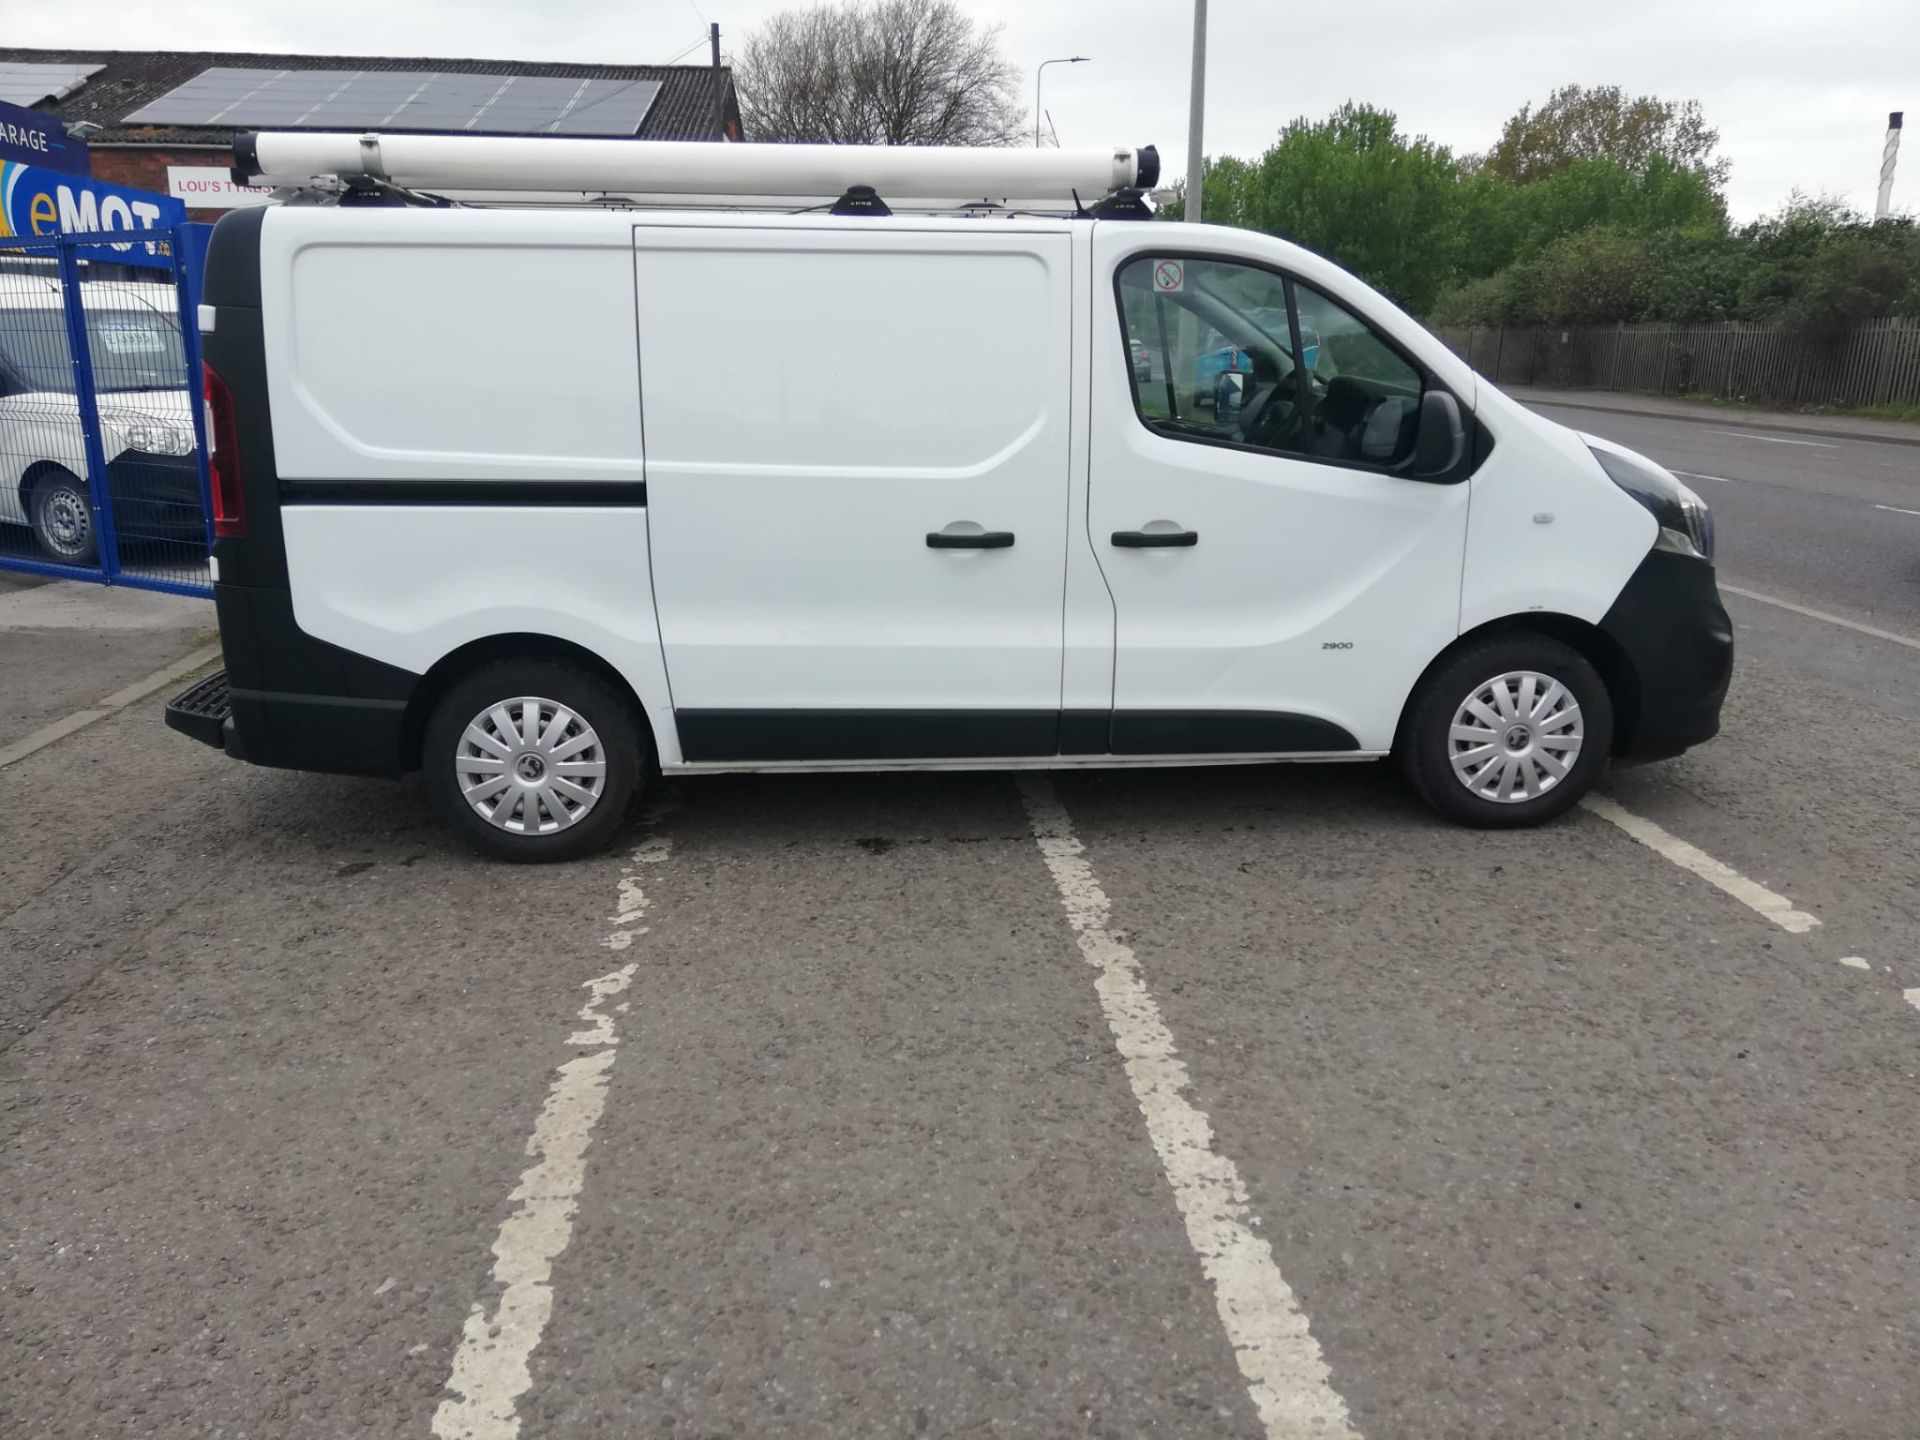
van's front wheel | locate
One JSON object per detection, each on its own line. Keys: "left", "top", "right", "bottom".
{"left": 1399, "top": 635, "right": 1613, "bottom": 828}
{"left": 29, "top": 468, "right": 98, "bottom": 566}
{"left": 423, "top": 659, "right": 645, "bottom": 862}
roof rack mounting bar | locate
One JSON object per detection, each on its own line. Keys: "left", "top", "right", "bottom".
{"left": 235, "top": 131, "right": 1160, "bottom": 205}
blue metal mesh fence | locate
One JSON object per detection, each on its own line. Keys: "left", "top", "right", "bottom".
{"left": 0, "top": 229, "right": 212, "bottom": 597}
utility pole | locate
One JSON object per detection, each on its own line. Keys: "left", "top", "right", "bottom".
{"left": 1877, "top": 111, "right": 1904, "bottom": 219}
{"left": 1184, "top": 0, "right": 1207, "bottom": 221}
{"left": 710, "top": 22, "right": 726, "bottom": 142}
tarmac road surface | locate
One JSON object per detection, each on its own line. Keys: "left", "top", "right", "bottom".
{"left": 3, "top": 408, "right": 1918, "bottom": 1438}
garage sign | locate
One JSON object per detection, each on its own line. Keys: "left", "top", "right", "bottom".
{"left": 0, "top": 98, "right": 90, "bottom": 177}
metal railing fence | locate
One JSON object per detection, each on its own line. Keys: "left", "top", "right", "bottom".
{"left": 1433, "top": 318, "right": 1920, "bottom": 412}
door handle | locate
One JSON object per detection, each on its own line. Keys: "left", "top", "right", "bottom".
{"left": 1111, "top": 529, "right": 1198, "bottom": 548}
{"left": 927, "top": 530, "right": 1015, "bottom": 549}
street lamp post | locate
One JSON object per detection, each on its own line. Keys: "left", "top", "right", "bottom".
{"left": 1035, "top": 56, "right": 1090, "bottom": 147}
{"left": 1185, "top": 0, "right": 1207, "bottom": 220}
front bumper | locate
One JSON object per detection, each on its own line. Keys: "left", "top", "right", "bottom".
{"left": 105, "top": 449, "right": 207, "bottom": 541}
{"left": 1599, "top": 549, "right": 1734, "bottom": 762}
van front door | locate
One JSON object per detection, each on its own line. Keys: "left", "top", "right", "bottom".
{"left": 1088, "top": 237, "right": 1470, "bottom": 755}
{"left": 635, "top": 225, "right": 1075, "bottom": 763}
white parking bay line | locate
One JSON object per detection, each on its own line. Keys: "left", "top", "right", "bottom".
{"left": 1872, "top": 504, "right": 1920, "bottom": 518}
{"left": 432, "top": 811, "right": 674, "bottom": 1440}
{"left": 1719, "top": 584, "right": 1920, "bottom": 653}
{"left": 1715, "top": 429, "right": 1838, "bottom": 448}
{"left": 1581, "top": 794, "right": 1819, "bottom": 934}
{"left": 1019, "top": 777, "right": 1358, "bottom": 1440}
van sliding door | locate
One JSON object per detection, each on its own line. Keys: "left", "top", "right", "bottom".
{"left": 634, "top": 225, "right": 1076, "bottom": 762}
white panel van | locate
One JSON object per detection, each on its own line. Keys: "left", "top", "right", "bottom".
{"left": 167, "top": 137, "right": 1731, "bottom": 861}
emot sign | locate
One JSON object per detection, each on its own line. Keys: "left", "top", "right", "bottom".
{"left": 0, "top": 161, "right": 186, "bottom": 261}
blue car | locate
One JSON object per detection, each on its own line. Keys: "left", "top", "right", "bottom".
{"left": 1199, "top": 310, "right": 1319, "bottom": 415}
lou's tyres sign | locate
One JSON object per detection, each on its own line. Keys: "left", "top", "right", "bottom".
{"left": 1, "top": 161, "right": 186, "bottom": 266}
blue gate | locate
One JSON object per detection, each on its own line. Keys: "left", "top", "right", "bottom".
{"left": 0, "top": 221, "right": 214, "bottom": 598}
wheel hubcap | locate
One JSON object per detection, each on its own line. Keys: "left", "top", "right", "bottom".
{"left": 456, "top": 696, "right": 607, "bottom": 835}
{"left": 42, "top": 487, "right": 90, "bottom": 555}
{"left": 1448, "top": 670, "right": 1584, "bottom": 804}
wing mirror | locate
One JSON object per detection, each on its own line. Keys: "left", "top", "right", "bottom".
{"left": 1412, "top": 390, "right": 1466, "bottom": 477}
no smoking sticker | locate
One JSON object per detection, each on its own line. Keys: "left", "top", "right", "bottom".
{"left": 1153, "top": 260, "right": 1185, "bottom": 293}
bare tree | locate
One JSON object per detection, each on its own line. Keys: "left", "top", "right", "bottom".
{"left": 736, "top": 0, "right": 1026, "bottom": 146}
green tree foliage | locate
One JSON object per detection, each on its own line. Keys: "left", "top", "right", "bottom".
{"left": 1199, "top": 104, "right": 1463, "bottom": 312}
{"left": 1192, "top": 89, "right": 1915, "bottom": 337}
{"left": 1479, "top": 83, "right": 1729, "bottom": 194}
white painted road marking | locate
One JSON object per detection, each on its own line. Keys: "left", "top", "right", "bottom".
{"left": 0, "top": 641, "right": 222, "bottom": 770}
{"left": 432, "top": 813, "right": 674, "bottom": 1440}
{"left": 1720, "top": 584, "right": 1920, "bottom": 653}
{"left": 1671, "top": 470, "right": 1736, "bottom": 484}
{"left": 1872, "top": 504, "right": 1920, "bottom": 518}
{"left": 1716, "top": 429, "right": 1839, "bottom": 448}
{"left": 1906, "top": 989, "right": 1920, "bottom": 1014}
{"left": 1019, "top": 777, "right": 1358, "bottom": 1440}
{"left": 1839, "top": 956, "right": 1873, "bottom": 970}
{"left": 1581, "top": 794, "right": 1819, "bottom": 934}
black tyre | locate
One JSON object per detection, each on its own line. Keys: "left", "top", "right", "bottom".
{"left": 29, "top": 468, "right": 98, "bottom": 566}
{"left": 423, "top": 659, "right": 646, "bottom": 862}
{"left": 1398, "top": 634, "right": 1613, "bottom": 828}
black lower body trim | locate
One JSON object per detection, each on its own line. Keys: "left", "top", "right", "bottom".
{"left": 675, "top": 708, "right": 1360, "bottom": 762}
{"left": 280, "top": 480, "right": 646, "bottom": 506}
{"left": 1109, "top": 710, "right": 1359, "bottom": 755}
{"left": 1599, "top": 549, "right": 1733, "bottom": 762}
{"left": 676, "top": 710, "right": 1059, "bottom": 762}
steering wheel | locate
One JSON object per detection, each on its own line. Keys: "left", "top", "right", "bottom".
{"left": 1238, "top": 380, "right": 1306, "bottom": 451}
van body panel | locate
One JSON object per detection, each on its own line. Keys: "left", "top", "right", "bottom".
{"left": 1460, "top": 383, "right": 1657, "bottom": 632}
{"left": 634, "top": 223, "right": 1075, "bottom": 731}
{"left": 281, "top": 504, "right": 679, "bottom": 762}
{"left": 259, "top": 208, "right": 645, "bottom": 483}
{"left": 1060, "top": 224, "right": 1118, "bottom": 730}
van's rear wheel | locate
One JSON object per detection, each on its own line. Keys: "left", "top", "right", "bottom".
{"left": 29, "top": 468, "right": 98, "bottom": 566}
{"left": 1399, "top": 635, "right": 1613, "bottom": 828}
{"left": 424, "top": 659, "right": 645, "bottom": 862}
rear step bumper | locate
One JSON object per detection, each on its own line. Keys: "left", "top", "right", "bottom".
{"left": 164, "top": 669, "right": 237, "bottom": 753}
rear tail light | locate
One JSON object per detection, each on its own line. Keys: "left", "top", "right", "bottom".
{"left": 203, "top": 361, "right": 246, "bottom": 539}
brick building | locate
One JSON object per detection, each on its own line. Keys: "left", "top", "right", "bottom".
{"left": 1, "top": 47, "right": 741, "bottom": 220}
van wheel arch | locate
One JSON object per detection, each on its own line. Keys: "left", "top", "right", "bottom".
{"left": 18, "top": 460, "right": 75, "bottom": 516}
{"left": 403, "top": 634, "right": 660, "bottom": 773}
{"left": 1397, "top": 614, "right": 1640, "bottom": 757}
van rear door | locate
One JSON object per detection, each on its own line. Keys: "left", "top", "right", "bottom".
{"left": 635, "top": 224, "right": 1075, "bottom": 762}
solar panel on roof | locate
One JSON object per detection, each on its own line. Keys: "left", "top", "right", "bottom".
{"left": 125, "top": 66, "right": 661, "bottom": 135}
{"left": 0, "top": 62, "right": 102, "bottom": 107}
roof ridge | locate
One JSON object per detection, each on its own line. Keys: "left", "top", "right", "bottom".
{"left": 0, "top": 46, "right": 728, "bottom": 75}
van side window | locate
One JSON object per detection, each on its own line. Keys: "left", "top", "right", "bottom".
{"left": 1115, "top": 257, "right": 1426, "bottom": 472}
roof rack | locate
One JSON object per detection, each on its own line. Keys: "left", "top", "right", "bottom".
{"left": 233, "top": 132, "right": 1161, "bottom": 215}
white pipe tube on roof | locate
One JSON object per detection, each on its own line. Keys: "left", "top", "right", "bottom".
{"left": 238, "top": 131, "right": 1160, "bottom": 202}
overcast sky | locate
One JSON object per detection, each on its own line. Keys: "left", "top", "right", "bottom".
{"left": 17, "top": 0, "right": 1916, "bottom": 218}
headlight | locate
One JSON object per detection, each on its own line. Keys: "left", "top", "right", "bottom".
{"left": 1589, "top": 444, "right": 1714, "bottom": 562}
{"left": 101, "top": 409, "right": 195, "bottom": 457}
